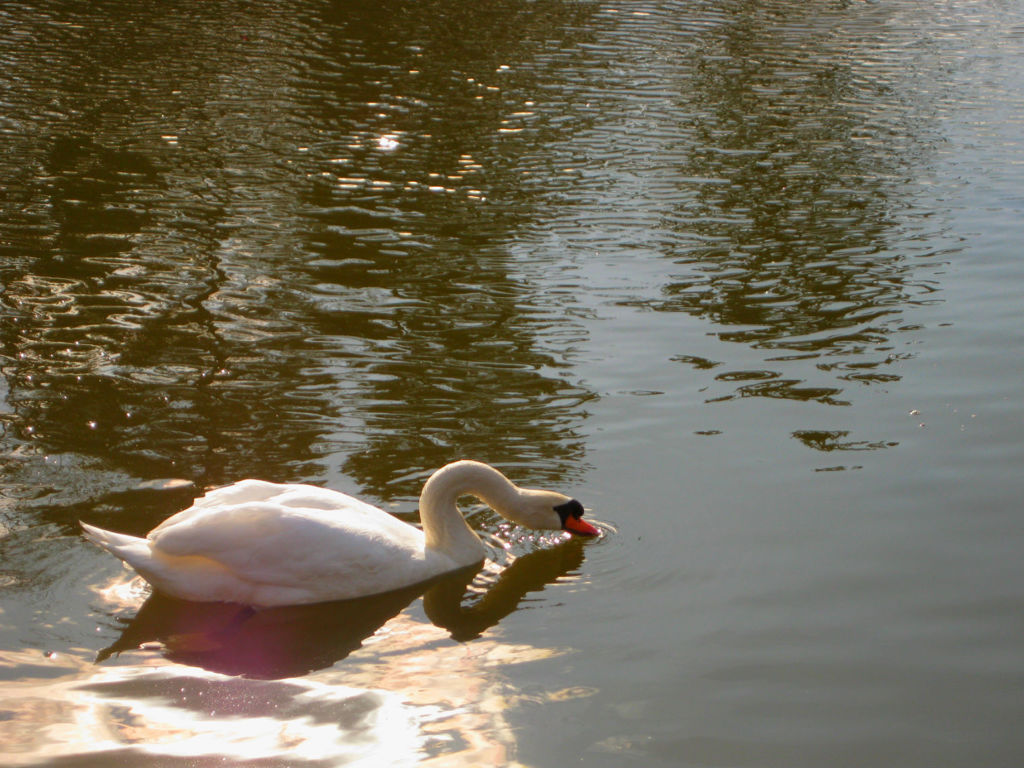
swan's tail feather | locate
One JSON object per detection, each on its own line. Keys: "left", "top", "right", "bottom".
{"left": 80, "top": 520, "right": 253, "bottom": 604}
{"left": 80, "top": 521, "right": 152, "bottom": 566}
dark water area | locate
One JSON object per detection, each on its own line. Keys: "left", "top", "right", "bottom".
{"left": 3, "top": 1, "right": 1024, "bottom": 765}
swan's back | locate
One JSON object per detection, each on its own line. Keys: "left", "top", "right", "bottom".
{"left": 86, "top": 480, "right": 436, "bottom": 606}
{"left": 151, "top": 480, "right": 382, "bottom": 531}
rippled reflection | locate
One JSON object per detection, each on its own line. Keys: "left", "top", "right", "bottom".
{"left": 1, "top": 0, "right": 599, "bottom": 507}
{"left": 1, "top": 647, "right": 530, "bottom": 766}
{"left": 658, "top": 2, "right": 943, "bottom": 368}
{"left": 505, "top": 0, "right": 957, "bottom": 412}
{"left": 96, "top": 536, "right": 588, "bottom": 679}
{"left": 0, "top": 536, "right": 590, "bottom": 765}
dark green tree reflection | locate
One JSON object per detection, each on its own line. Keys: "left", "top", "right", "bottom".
{"left": 286, "top": 0, "right": 601, "bottom": 496}
{"left": 1, "top": 0, "right": 600, "bottom": 528}
{"left": 628, "top": 2, "right": 951, "bottom": 404}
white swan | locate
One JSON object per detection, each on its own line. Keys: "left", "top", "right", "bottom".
{"left": 81, "top": 460, "right": 598, "bottom": 607}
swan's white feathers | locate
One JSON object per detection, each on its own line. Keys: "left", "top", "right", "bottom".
{"left": 156, "top": 502, "right": 404, "bottom": 564}
{"left": 144, "top": 483, "right": 431, "bottom": 602}
{"left": 81, "top": 462, "right": 580, "bottom": 606}
{"left": 151, "top": 481, "right": 385, "bottom": 533}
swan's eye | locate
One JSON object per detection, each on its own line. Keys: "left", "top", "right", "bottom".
{"left": 554, "top": 498, "right": 599, "bottom": 536}
{"left": 553, "top": 499, "right": 585, "bottom": 523}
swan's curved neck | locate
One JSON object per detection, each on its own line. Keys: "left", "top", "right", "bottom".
{"left": 418, "top": 461, "right": 519, "bottom": 563}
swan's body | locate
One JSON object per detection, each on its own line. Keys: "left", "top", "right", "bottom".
{"left": 81, "top": 460, "right": 597, "bottom": 606}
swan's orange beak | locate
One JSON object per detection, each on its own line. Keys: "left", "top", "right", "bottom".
{"left": 564, "top": 515, "right": 600, "bottom": 536}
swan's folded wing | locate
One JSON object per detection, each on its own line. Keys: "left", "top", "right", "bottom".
{"left": 149, "top": 480, "right": 323, "bottom": 536}
{"left": 148, "top": 500, "right": 425, "bottom": 590}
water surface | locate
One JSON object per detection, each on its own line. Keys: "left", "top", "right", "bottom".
{"left": 3, "top": 1, "right": 1024, "bottom": 766}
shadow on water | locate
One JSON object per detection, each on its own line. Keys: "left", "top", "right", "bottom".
{"left": 96, "top": 536, "right": 588, "bottom": 679}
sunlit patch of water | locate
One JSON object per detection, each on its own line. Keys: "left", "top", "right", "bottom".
{"left": 0, "top": 655, "right": 427, "bottom": 766}
{"left": 2, "top": 605, "right": 564, "bottom": 767}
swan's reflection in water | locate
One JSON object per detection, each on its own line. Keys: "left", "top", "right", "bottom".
{"left": 2, "top": 538, "right": 592, "bottom": 766}
{"left": 99, "top": 534, "right": 588, "bottom": 679}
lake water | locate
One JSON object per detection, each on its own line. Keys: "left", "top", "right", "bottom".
{"left": 2, "top": 0, "right": 1023, "bottom": 765}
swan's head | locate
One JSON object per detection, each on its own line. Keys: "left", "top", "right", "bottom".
{"left": 511, "top": 490, "right": 600, "bottom": 536}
